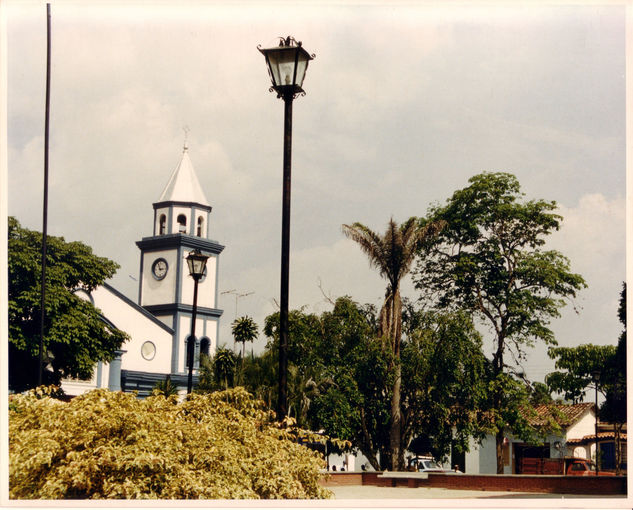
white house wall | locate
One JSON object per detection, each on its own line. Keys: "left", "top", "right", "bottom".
{"left": 466, "top": 435, "right": 503, "bottom": 474}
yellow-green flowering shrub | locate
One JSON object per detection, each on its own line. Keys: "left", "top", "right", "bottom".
{"left": 9, "top": 387, "right": 330, "bottom": 500}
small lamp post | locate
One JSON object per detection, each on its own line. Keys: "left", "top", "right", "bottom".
{"left": 186, "top": 249, "right": 209, "bottom": 394}
{"left": 258, "top": 36, "right": 314, "bottom": 419}
{"left": 591, "top": 370, "right": 601, "bottom": 475}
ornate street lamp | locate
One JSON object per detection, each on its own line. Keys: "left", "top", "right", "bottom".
{"left": 591, "top": 370, "right": 601, "bottom": 475}
{"left": 258, "top": 36, "right": 315, "bottom": 419}
{"left": 186, "top": 249, "right": 209, "bottom": 394}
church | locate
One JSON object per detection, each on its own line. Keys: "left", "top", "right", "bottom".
{"left": 63, "top": 144, "right": 224, "bottom": 396}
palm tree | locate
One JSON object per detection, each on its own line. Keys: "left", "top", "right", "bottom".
{"left": 153, "top": 375, "right": 179, "bottom": 398}
{"left": 214, "top": 347, "right": 237, "bottom": 390}
{"left": 342, "top": 217, "right": 444, "bottom": 470}
{"left": 232, "top": 316, "right": 259, "bottom": 382}
{"left": 232, "top": 316, "right": 259, "bottom": 358}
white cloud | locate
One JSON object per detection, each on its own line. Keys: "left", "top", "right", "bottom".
{"left": 6, "top": 2, "right": 625, "bottom": 387}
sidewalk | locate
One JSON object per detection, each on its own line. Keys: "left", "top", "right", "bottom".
{"left": 328, "top": 484, "right": 627, "bottom": 500}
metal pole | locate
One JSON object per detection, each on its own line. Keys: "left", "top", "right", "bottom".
{"left": 39, "top": 3, "right": 51, "bottom": 386}
{"left": 278, "top": 93, "right": 293, "bottom": 420}
{"left": 595, "top": 380, "right": 599, "bottom": 475}
{"left": 187, "top": 277, "right": 200, "bottom": 394}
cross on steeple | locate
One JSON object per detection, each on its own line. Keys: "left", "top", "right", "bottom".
{"left": 183, "top": 126, "right": 190, "bottom": 151}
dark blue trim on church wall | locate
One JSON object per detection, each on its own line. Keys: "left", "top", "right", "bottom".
{"left": 214, "top": 254, "right": 220, "bottom": 314}
{"left": 172, "top": 311, "right": 180, "bottom": 374}
{"left": 167, "top": 207, "right": 174, "bottom": 235}
{"left": 137, "top": 251, "right": 144, "bottom": 304}
{"left": 136, "top": 234, "right": 224, "bottom": 254}
{"left": 103, "top": 283, "right": 175, "bottom": 334}
{"left": 121, "top": 370, "right": 196, "bottom": 397}
{"left": 153, "top": 200, "right": 212, "bottom": 213}
{"left": 175, "top": 245, "right": 183, "bottom": 306}
{"left": 144, "top": 303, "right": 223, "bottom": 318}
{"left": 96, "top": 361, "right": 103, "bottom": 388}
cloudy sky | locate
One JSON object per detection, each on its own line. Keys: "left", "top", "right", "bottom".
{"left": 6, "top": 1, "right": 627, "bottom": 387}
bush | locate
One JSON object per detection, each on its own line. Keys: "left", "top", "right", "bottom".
{"left": 9, "top": 387, "right": 330, "bottom": 499}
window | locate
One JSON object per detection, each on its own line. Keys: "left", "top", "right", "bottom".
{"left": 141, "top": 341, "right": 156, "bottom": 361}
{"left": 159, "top": 214, "right": 166, "bottom": 235}
{"left": 185, "top": 336, "right": 194, "bottom": 368}
{"left": 177, "top": 214, "right": 187, "bottom": 233}
{"left": 197, "top": 216, "right": 204, "bottom": 237}
{"left": 200, "top": 337, "right": 210, "bottom": 358}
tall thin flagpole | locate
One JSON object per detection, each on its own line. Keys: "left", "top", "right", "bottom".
{"left": 39, "top": 3, "right": 51, "bottom": 386}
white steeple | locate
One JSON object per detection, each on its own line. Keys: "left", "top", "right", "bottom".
{"left": 158, "top": 146, "right": 209, "bottom": 207}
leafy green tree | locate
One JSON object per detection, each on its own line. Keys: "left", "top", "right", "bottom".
{"left": 342, "top": 218, "right": 444, "bottom": 470}
{"left": 546, "top": 344, "right": 617, "bottom": 403}
{"left": 263, "top": 308, "right": 323, "bottom": 425}
{"left": 306, "top": 297, "right": 392, "bottom": 470}
{"left": 601, "top": 283, "right": 626, "bottom": 474}
{"left": 414, "top": 173, "right": 586, "bottom": 473}
{"left": 9, "top": 387, "right": 330, "bottom": 499}
{"left": 241, "top": 350, "right": 278, "bottom": 411}
{"left": 528, "top": 381, "right": 555, "bottom": 405}
{"left": 400, "top": 308, "right": 490, "bottom": 462}
{"left": 8, "top": 217, "right": 128, "bottom": 391}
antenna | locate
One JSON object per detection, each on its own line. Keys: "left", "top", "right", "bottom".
{"left": 221, "top": 289, "right": 255, "bottom": 351}
{"left": 221, "top": 289, "right": 255, "bottom": 319}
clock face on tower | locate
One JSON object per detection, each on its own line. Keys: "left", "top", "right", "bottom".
{"left": 151, "top": 258, "right": 168, "bottom": 280}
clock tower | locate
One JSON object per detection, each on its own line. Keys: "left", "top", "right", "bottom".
{"left": 136, "top": 144, "right": 224, "bottom": 376}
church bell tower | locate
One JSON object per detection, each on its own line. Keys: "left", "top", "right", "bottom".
{"left": 136, "top": 143, "right": 224, "bottom": 376}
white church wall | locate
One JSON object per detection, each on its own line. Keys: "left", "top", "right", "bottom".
{"left": 179, "top": 254, "right": 217, "bottom": 309}
{"left": 141, "top": 249, "right": 178, "bottom": 306}
{"left": 91, "top": 285, "right": 173, "bottom": 374}
{"left": 176, "top": 314, "right": 218, "bottom": 373}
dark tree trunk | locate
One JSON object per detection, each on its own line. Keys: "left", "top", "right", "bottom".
{"left": 381, "top": 288, "right": 403, "bottom": 470}
{"left": 495, "top": 429, "right": 505, "bottom": 474}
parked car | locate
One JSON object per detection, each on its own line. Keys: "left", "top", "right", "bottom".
{"left": 407, "top": 456, "right": 448, "bottom": 472}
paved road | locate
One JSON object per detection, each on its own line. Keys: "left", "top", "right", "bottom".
{"left": 328, "top": 484, "right": 627, "bottom": 500}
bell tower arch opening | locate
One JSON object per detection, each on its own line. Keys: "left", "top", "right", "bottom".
{"left": 177, "top": 214, "right": 187, "bottom": 233}
{"left": 159, "top": 214, "right": 167, "bottom": 235}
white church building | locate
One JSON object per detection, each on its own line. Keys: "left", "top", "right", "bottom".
{"left": 63, "top": 144, "right": 224, "bottom": 397}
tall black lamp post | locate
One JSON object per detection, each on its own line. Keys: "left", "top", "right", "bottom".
{"left": 258, "top": 36, "right": 314, "bottom": 419}
{"left": 186, "top": 249, "right": 209, "bottom": 394}
{"left": 591, "top": 370, "right": 601, "bottom": 475}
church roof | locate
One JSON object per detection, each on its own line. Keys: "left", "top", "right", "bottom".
{"left": 157, "top": 147, "right": 209, "bottom": 206}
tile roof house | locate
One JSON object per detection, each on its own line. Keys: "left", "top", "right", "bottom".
{"left": 464, "top": 402, "right": 614, "bottom": 474}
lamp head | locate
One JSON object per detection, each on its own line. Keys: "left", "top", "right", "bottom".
{"left": 186, "top": 249, "right": 209, "bottom": 279}
{"left": 258, "top": 36, "right": 314, "bottom": 99}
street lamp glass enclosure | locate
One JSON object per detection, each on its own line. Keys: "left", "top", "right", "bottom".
{"left": 186, "top": 249, "right": 208, "bottom": 279}
{"left": 258, "top": 37, "right": 314, "bottom": 97}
